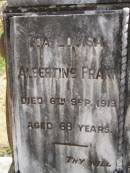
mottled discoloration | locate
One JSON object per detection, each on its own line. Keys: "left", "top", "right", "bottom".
{"left": 5, "top": 10, "right": 127, "bottom": 173}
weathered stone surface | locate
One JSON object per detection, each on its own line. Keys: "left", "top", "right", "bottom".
{"left": 7, "top": 0, "right": 130, "bottom": 7}
{"left": 5, "top": 9, "right": 130, "bottom": 173}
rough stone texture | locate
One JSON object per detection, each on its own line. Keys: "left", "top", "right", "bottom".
{"left": 5, "top": 9, "right": 130, "bottom": 173}
{"left": 7, "top": 0, "right": 130, "bottom": 7}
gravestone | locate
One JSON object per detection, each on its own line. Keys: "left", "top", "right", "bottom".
{"left": 4, "top": 1, "right": 130, "bottom": 173}
{"left": 6, "top": 0, "right": 130, "bottom": 7}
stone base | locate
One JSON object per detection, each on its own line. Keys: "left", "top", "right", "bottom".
{"left": 8, "top": 162, "right": 15, "bottom": 173}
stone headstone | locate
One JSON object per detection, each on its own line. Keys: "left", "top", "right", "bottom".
{"left": 4, "top": 2, "right": 130, "bottom": 173}
{"left": 7, "top": 0, "right": 130, "bottom": 7}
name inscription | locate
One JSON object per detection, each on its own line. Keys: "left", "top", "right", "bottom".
{"left": 18, "top": 66, "right": 115, "bottom": 80}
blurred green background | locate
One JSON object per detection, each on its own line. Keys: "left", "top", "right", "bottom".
{"left": 0, "top": 1, "right": 11, "bottom": 157}
{"left": 0, "top": 14, "right": 5, "bottom": 75}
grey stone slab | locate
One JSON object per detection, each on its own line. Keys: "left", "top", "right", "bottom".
{"left": 6, "top": 10, "right": 130, "bottom": 173}
{"left": 7, "top": 0, "right": 130, "bottom": 7}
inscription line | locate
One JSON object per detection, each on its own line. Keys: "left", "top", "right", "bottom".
{"left": 53, "top": 143, "right": 88, "bottom": 148}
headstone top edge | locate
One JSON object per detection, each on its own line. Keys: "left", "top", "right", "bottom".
{"left": 7, "top": 0, "right": 130, "bottom": 7}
